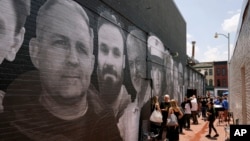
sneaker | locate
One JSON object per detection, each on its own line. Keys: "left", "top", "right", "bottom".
{"left": 214, "top": 134, "right": 219, "bottom": 137}
{"left": 205, "top": 134, "right": 211, "bottom": 138}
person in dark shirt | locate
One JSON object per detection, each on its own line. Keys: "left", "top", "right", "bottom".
{"left": 158, "top": 94, "right": 171, "bottom": 140}
{"left": 201, "top": 97, "right": 208, "bottom": 120}
{"left": 205, "top": 101, "right": 219, "bottom": 138}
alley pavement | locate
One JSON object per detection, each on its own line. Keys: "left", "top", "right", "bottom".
{"left": 179, "top": 116, "right": 231, "bottom": 141}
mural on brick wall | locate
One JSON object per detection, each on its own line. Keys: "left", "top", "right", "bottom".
{"left": 0, "top": 0, "right": 31, "bottom": 113}
{"left": 0, "top": 0, "right": 204, "bottom": 140}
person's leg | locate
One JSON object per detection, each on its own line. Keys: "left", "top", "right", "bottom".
{"left": 191, "top": 111, "right": 195, "bottom": 123}
{"left": 183, "top": 114, "right": 187, "bottom": 128}
{"left": 157, "top": 123, "right": 164, "bottom": 140}
{"left": 224, "top": 109, "right": 228, "bottom": 121}
{"left": 201, "top": 107, "right": 206, "bottom": 119}
{"left": 206, "top": 121, "right": 212, "bottom": 137}
{"left": 187, "top": 114, "right": 191, "bottom": 129}
{"left": 211, "top": 120, "right": 219, "bottom": 137}
{"left": 194, "top": 111, "right": 198, "bottom": 124}
{"left": 179, "top": 119, "right": 183, "bottom": 133}
{"left": 175, "top": 126, "right": 180, "bottom": 140}
{"left": 166, "top": 126, "right": 170, "bottom": 140}
{"left": 191, "top": 111, "right": 198, "bottom": 124}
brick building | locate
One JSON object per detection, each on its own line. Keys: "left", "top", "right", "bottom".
{"left": 230, "top": 0, "right": 250, "bottom": 124}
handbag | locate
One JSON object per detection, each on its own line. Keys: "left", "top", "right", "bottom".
{"left": 150, "top": 109, "right": 163, "bottom": 123}
{"left": 166, "top": 113, "right": 178, "bottom": 126}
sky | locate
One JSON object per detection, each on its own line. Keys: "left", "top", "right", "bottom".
{"left": 173, "top": 0, "right": 244, "bottom": 62}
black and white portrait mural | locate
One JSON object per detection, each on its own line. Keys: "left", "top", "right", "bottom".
{"left": 178, "top": 62, "right": 184, "bottom": 103}
{"left": 147, "top": 35, "right": 165, "bottom": 99}
{"left": 126, "top": 27, "right": 150, "bottom": 109}
{"left": 0, "top": 0, "right": 205, "bottom": 140}
{"left": 166, "top": 54, "right": 174, "bottom": 98}
{"left": 173, "top": 62, "right": 179, "bottom": 100}
{"left": 0, "top": 0, "right": 30, "bottom": 112}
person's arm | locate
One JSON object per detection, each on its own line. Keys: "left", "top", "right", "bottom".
{"left": 206, "top": 108, "right": 212, "bottom": 116}
{"left": 168, "top": 107, "right": 173, "bottom": 117}
{"left": 155, "top": 103, "right": 161, "bottom": 112}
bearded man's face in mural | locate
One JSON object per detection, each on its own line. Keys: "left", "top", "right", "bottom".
{"left": 97, "top": 23, "right": 125, "bottom": 103}
{"left": 0, "top": 0, "right": 28, "bottom": 64}
{"left": 127, "top": 30, "right": 146, "bottom": 93}
{"left": 29, "top": 2, "right": 94, "bottom": 104}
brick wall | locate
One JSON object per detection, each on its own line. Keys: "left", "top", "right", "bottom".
{"left": 0, "top": 0, "right": 204, "bottom": 140}
{"left": 230, "top": 0, "right": 250, "bottom": 124}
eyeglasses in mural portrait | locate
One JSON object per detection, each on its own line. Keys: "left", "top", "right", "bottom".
{"left": 126, "top": 27, "right": 150, "bottom": 109}
{"left": 0, "top": 0, "right": 121, "bottom": 140}
{"left": 122, "top": 27, "right": 151, "bottom": 141}
{"left": 0, "top": 0, "right": 30, "bottom": 113}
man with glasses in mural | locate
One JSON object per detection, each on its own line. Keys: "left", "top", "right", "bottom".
{"left": 0, "top": 0, "right": 30, "bottom": 113}
{"left": 1, "top": 0, "right": 121, "bottom": 140}
{"left": 120, "top": 27, "right": 151, "bottom": 140}
{"left": 126, "top": 27, "right": 150, "bottom": 110}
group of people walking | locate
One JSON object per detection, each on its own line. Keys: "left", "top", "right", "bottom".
{"left": 150, "top": 94, "right": 183, "bottom": 141}
{"left": 150, "top": 94, "right": 228, "bottom": 141}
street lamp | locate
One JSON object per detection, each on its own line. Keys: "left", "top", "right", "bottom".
{"left": 214, "top": 32, "right": 230, "bottom": 94}
{"left": 214, "top": 32, "right": 230, "bottom": 62}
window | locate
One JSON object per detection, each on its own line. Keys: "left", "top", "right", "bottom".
{"left": 217, "top": 79, "right": 220, "bottom": 86}
{"left": 222, "top": 68, "right": 226, "bottom": 76}
{"left": 209, "top": 69, "right": 213, "bottom": 75}
{"left": 209, "top": 79, "right": 213, "bottom": 86}
{"left": 217, "top": 69, "right": 220, "bottom": 76}
{"left": 222, "top": 79, "right": 226, "bottom": 87}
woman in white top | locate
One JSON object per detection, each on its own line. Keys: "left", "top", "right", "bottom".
{"left": 184, "top": 97, "right": 192, "bottom": 129}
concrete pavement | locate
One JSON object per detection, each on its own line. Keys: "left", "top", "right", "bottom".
{"left": 179, "top": 116, "right": 230, "bottom": 141}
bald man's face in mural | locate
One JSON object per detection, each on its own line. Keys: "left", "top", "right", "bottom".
{"left": 127, "top": 30, "right": 146, "bottom": 93}
{"left": 0, "top": 0, "right": 26, "bottom": 64}
{"left": 97, "top": 22, "right": 125, "bottom": 102}
{"left": 29, "top": 2, "right": 94, "bottom": 104}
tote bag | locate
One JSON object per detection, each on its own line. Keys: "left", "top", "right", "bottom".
{"left": 150, "top": 109, "right": 163, "bottom": 123}
{"left": 166, "top": 113, "right": 178, "bottom": 126}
